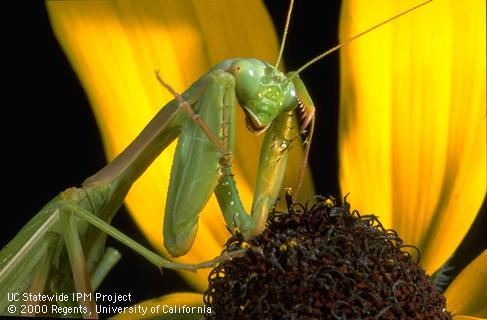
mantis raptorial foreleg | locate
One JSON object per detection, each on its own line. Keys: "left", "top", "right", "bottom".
{"left": 156, "top": 70, "right": 266, "bottom": 240}
{"left": 247, "top": 110, "right": 298, "bottom": 238}
{"left": 160, "top": 69, "right": 253, "bottom": 256}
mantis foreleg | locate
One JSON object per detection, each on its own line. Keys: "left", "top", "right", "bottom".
{"left": 163, "top": 69, "right": 254, "bottom": 257}
{"left": 248, "top": 110, "right": 299, "bottom": 238}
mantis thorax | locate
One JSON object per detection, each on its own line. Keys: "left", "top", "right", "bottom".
{"left": 229, "top": 58, "right": 297, "bottom": 134}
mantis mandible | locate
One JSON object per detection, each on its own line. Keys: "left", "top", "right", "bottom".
{"left": 0, "top": 0, "right": 433, "bottom": 317}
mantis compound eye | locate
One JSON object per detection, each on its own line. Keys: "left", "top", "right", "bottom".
{"left": 230, "top": 59, "right": 265, "bottom": 104}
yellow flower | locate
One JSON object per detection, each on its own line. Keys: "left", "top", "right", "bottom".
{"left": 47, "top": 0, "right": 486, "bottom": 318}
{"left": 339, "top": 0, "right": 486, "bottom": 318}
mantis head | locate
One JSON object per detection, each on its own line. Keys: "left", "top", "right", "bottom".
{"left": 229, "top": 58, "right": 298, "bottom": 134}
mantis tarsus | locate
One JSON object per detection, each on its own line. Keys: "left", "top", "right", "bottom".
{"left": 0, "top": 0, "right": 434, "bottom": 318}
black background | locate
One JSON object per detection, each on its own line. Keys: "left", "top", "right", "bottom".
{"left": 1, "top": 0, "right": 485, "bottom": 307}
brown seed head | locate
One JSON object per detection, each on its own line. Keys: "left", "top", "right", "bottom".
{"left": 204, "top": 197, "right": 451, "bottom": 319}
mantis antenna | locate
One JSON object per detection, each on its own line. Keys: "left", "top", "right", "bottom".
{"left": 293, "top": 0, "right": 434, "bottom": 76}
{"left": 274, "top": 0, "right": 295, "bottom": 70}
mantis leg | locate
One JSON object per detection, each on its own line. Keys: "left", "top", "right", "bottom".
{"left": 57, "top": 200, "right": 242, "bottom": 271}
{"left": 24, "top": 233, "right": 60, "bottom": 314}
{"left": 90, "top": 247, "right": 121, "bottom": 291}
{"left": 58, "top": 207, "right": 97, "bottom": 318}
{"left": 288, "top": 72, "right": 317, "bottom": 194}
{"left": 163, "top": 69, "right": 244, "bottom": 257}
{"left": 247, "top": 111, "right": 299, "bottom": 239}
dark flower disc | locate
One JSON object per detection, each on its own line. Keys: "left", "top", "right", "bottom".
{"left": 203, "top": 196, "right": 451, "bottom": 319}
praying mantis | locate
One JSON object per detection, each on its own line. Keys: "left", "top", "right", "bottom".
{"left": 0, "top": 0, "right": 434, "bottom": 318}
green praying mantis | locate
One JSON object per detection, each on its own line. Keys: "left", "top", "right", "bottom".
{"left": 0, "top": 0, "right": 433, "bottom": 318}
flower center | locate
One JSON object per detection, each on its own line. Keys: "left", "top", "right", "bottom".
{"left": 203, "top": 197, "right": 451, "bottom": 319}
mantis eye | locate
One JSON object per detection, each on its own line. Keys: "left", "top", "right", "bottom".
{"left": 230, "top": 59, "right": 265, "bottom": 106}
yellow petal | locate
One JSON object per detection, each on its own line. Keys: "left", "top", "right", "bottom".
{"left": 47, "top": 0, "right": 314, "bottom": 291}
{"left": 339, "top": 0, "right": 486, "bottom": 273}
{"left": 112, "top": 292, "right": 205, "bottom": 320}
{"left": 445, "top": 250, "right": 487, "bottom": 317}
{"left": 453, "top": 316, "right": 486, "bottom": 320}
